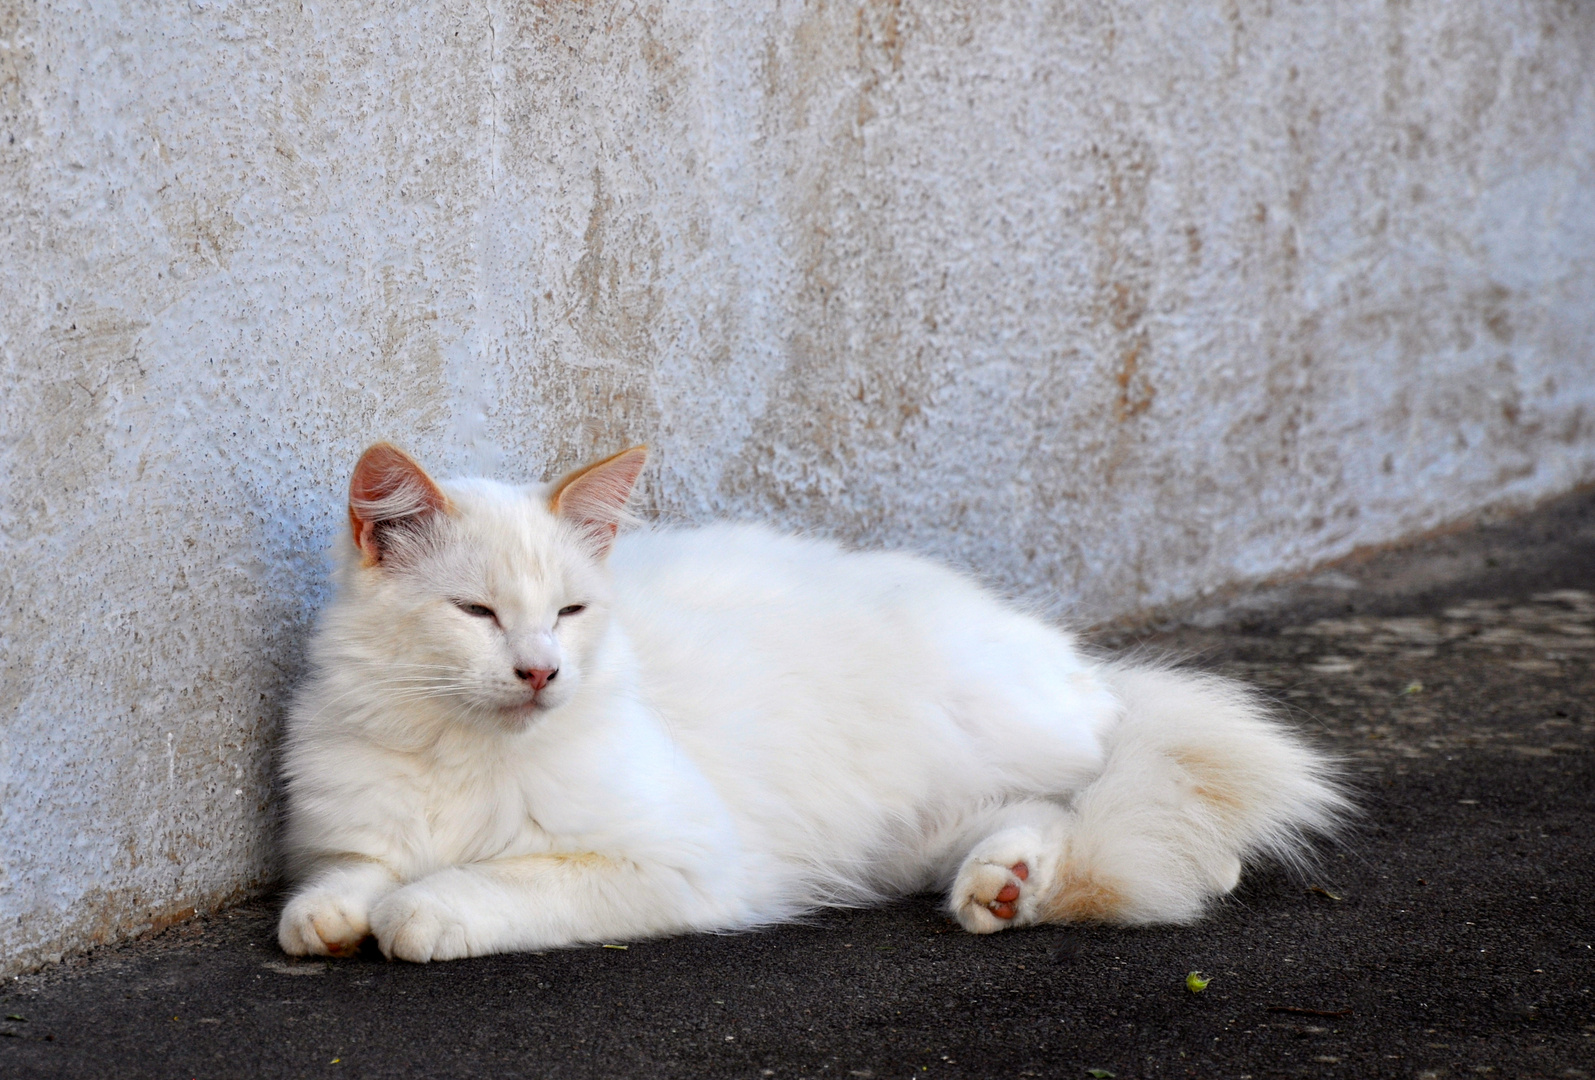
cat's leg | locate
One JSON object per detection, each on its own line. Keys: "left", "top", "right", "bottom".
{"left": 278, "top": 860, "right": 402, "bottom": 957}
{"left": 368, "top": 852, "right": 727, "bottom": 962}
{"left": 947, "top": 801, "right": 1071, "bottom": 934}
{"left": 954, "top": 665, "right": 1347, "bottom": 933}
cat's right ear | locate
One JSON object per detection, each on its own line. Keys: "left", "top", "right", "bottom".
{"left": 348, "top": 443, "right": 449, "bottom": 567}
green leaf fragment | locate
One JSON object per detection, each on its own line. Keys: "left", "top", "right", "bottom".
{"left": 1402, "top": 680, "right": 1424, "bottom": 695}
{"left": 1186, "top": 971, "right": 1211, "bottom": 993}
{"left": 4, "top": 1015, "right": 25, "bottom": 1021}
{"left": 1087, "top": 1071, "right": 1116, "bottom": 1078}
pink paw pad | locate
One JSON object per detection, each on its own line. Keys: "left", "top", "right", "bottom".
{"left": 987, "top": 862, "right": 1029, "bottom": 920}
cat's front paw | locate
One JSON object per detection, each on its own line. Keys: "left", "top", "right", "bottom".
{"left": 950, "top": 830, "right": 1049, "bottom": 934}
{"left": 278, "top": 889, "right": 371, "bottom": 957}
{"left": 370, "top": 884, "right": 474, "bottom": 963}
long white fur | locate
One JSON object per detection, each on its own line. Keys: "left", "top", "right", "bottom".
{"left": 278, "top": 455, "right": 1347, "bottom": 962}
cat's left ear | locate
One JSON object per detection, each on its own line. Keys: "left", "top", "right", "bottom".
{"left": 547, "top": 445, "right": 648, "bottom": 558}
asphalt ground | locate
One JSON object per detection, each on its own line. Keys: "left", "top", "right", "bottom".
{"left": 4, "top": 491, "right": 1592, "bottom": 1080}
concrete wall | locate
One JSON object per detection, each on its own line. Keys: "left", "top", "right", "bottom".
{"left": 2, "top": 0, "right": 1591, "bottom": 973}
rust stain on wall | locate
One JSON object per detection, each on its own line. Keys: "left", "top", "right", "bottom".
{"left": 1115, "top": 344, "right": 1155, "bottom": 422}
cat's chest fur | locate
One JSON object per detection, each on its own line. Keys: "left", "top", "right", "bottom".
{"left": 414, "top": 748, "right": 541, "bottom": 867}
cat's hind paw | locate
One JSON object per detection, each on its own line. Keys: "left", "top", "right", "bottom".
{"left": 951, "top": 827, "right": 1052, "bottom": 934}
{"left": 278, "top": 890, "right": 370, "bottom": 958}
{"left": 370, "top": 885, "right": 473, "bottom": 963}
{"left": 952, "top": 859, "right": 1033, "bottom": 933}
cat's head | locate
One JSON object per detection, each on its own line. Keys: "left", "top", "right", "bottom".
{"left": 326, "top": 443, "right": 647, "bottom": 734}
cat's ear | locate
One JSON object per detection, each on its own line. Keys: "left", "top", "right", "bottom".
{"left": 547, "top": 445, "right": 648, "bottom": 557}
{"left": 348, "top": 443, "right": 449, "bottom": 567}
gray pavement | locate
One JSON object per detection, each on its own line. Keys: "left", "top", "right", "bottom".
{"left": 4, "top": 492, "right": 1592, "bottom": 1079}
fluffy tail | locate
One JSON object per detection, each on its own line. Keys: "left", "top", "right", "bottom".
{"left": 1042, "top": 662, "right": 1349, "bottom": 925}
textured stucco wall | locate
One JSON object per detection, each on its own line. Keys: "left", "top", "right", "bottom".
{"left": 2, "top": 0, "right": 1592, "bottom": 973}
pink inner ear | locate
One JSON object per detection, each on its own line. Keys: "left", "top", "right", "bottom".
{"left": 548, "top": 446, "right": 647, "bottom": 553}
{"left": 348, "top": 443, "right": 447, "bottom": 563}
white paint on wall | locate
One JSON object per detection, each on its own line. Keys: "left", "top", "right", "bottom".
{"left": 2, "top": 0, "right": 1592, "bottom": 972}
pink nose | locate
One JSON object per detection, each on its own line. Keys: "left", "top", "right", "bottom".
{"left": 515, "top": 667, "right": 558, "bottom": 691}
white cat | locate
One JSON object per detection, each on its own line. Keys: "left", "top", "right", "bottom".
{"left": 277, "top": 443, "right": 1346, "bottom": 962}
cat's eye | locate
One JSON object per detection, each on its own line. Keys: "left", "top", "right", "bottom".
{"left": 558, "top": 604, "right": 586, "bottom": 617}
{"left": 455, "top": 602, "right": 497, "bottom": 620}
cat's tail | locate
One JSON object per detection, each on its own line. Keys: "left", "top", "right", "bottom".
{"left": 1038, "top": 662, "right": 1349, "bottom": 925}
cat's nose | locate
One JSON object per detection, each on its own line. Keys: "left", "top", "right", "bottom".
{"left": 514, "top": 667, "right": 558, "bottom": 691}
